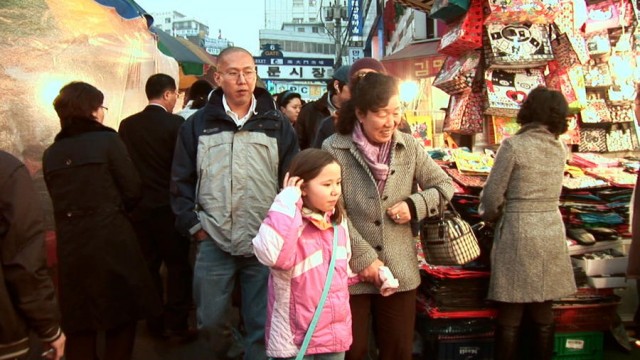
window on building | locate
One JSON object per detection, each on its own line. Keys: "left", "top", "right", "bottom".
{"left": 309, "top": 17, "right": 317, "bottom": 22}
{"left": 293, "top": 17, "right": 304, "bottom": 23}
{"left": 293, "top": 0, "right": 303, "bottom": 5}
{"left": 309, "top": 0, "right": 317, "bottom": 5}
{"left": 298, "top": 27, "right": 305, "bottom": 32}
{"left": 312, "top": 26, "right": 319, "bottom": 33}
{"left": 165, "top": 17, "right": 171, "bottom": 23}
{"left": 426, "top": 18, "right": 436, "bottom": 39}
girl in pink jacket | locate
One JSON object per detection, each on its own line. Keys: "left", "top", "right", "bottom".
{"left": 253, "top": 148, "right": 352, "bottom": 359}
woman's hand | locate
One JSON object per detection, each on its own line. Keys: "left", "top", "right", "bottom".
{"left": 358, "top": 259, "right": 385, "bottom": 287}
{"left": 386, "top": 201, "right": 411, "bottom": 224}
{"left": 283, "top": 172, "right": 304, "bottom": 190}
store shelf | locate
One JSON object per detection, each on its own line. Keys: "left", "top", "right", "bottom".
{"left": 568, "top": 239, "right": 624, "bottom": 256}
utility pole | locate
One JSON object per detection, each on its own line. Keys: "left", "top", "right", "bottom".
{"left": 325, "top": 1, "right": 348, "bottom": 67}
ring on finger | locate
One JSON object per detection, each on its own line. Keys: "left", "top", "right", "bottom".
{"left": 395, "top": 213, "right": 400, "bottom": 220}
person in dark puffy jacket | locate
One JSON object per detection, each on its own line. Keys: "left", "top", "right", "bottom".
{"left": 0, "top": 150, "right": 65, "bottom": 360}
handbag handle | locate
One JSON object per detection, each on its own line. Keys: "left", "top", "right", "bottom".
{"left": 433, "top": 187, "right": 459, "bottom": 220}
{"left": 295, "top": 223, "right": 339, "bottom": 360}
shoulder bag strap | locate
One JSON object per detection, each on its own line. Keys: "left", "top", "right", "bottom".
{"left": 295, "top": 223, "right": 339, "bottom": 360}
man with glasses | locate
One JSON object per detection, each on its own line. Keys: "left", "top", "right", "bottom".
{"left": 171, "top": 47, "right": 299, "bottom": 359}
{"left": 118, "top": 74, "right": 195, "bottom": 343}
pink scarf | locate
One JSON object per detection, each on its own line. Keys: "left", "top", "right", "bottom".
{"left": 352, "top": 123, "right": 392, "bottom": 195}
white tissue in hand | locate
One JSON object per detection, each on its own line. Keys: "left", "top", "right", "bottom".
{"left": 378, "top": 266, "right": 399, "bottom": 296}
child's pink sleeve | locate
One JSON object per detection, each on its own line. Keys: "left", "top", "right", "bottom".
{"left": 252, "top": 187, "right": 303, "bottom": 270}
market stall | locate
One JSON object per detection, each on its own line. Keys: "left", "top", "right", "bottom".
{"left": 413, "top": 0, "right": 640, "bottom": 357}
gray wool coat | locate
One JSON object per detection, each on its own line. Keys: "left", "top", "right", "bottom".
{"left": 626, "top": 175, "right": 640, "bottom": 278}
{"left": 479, "top": 124, "right": 577, "bottom": 303}
{"left": 324, "top": 131, "right": 455, "bottom": 294}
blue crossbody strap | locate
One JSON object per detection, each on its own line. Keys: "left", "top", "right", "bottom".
{"left": 295, "top": 223, "right": 339, "bottom": 360}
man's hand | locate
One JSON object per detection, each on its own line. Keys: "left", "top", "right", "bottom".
{"left": 43, "top": 332, "right": 65, "bottom": 360}
{"left": 358, "top": 259, "right": 385, "bottom": 287}
{"left": 193, "top": 229, "right": 207, "bottom": 242}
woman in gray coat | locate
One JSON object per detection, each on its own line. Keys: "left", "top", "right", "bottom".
{"left": 480, "top": 87, "right": 577, "bottom": 360}
{"left": 323, "top": 73, "right": 454, "bottom": 360}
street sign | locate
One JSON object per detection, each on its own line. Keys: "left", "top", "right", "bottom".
{"left": 348, "top": 48, "right": 364, "bottom": 64}
{"left": 257, "top": 65, "right": 333, "bottom": 80}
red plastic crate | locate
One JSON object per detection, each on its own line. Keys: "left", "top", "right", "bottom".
{"left": 553, "top": 301, "right": 619, "bottom": 332}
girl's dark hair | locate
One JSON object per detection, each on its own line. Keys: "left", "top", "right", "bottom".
{"left": 287, "top": 148, "right": 344, "bottom": 224}
{"left": 517, "top": 86, "right": 569, "bottom": 137}
{"left": 53, "top": 81, "right": 104, "bottom": 128}
{"left": 187, "top": 79, "right": 214, "bottom": 109}
{"left": 276, "top": 90, "right": 302, "bottom": 109}
{"left": 336, "top": 72, "right": 400, "bottom": 134}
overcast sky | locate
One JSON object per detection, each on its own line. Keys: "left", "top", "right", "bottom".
{"left": 135, "top": 0, "right": 265, "bottom": 53}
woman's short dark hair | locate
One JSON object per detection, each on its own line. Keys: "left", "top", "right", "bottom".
{"left": 276, "top": 91, "right": 302, "bottom": 109}
{"left": 186, "top": 79, "right": 214, "bottom": 109}
{"left": 336, "top": 72, "right": 400, "bottom": 134}
{"left": 53, "top": 82, "right": 104, "bottom": 128}
{"left": 287, "top": 148, "right": 345, "bottom": 224}
{"left": 517, "top": 86, "right": 569, "bottom": 136}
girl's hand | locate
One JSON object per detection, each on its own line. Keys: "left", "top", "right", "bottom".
{"left": 283, "top": 172, "right": 304, "bottom": 190}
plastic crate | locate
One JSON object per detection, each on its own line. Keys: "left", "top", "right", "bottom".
{"left": 553, "top": 301, "right": 619, "bottom": 332}
{"left": 422, "top": 331, "right": 494, "bottom": 360}
{"left": 553, "top": 331, "right": 603, "bottom": 359}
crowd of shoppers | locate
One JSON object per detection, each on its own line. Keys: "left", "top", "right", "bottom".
{"left": 2, "top": 44, "right": 613, "bottom": 360}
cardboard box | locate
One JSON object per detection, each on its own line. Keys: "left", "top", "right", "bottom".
{"left": 571, "top": 252, "right": 628, "bottom": 276}
{"left": 587, "top": 275, "right": 627, "bottom": 289}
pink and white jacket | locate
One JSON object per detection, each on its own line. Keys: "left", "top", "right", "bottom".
{"left": 252, "top": 187, "right": 352, "bottom": 358}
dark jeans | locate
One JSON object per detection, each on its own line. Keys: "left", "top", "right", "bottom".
{"left": 132, "top": 206, "right": 193, "bottom": 333}
{"left": 65, "top": 321, "right": 137, "bottom": 360}
{"left": 347, "top": 290, "right": 417, "bottom": 360}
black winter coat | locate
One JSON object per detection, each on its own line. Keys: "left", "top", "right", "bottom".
{"left": 43, "top": 120, "right": 161, "bottom": 332}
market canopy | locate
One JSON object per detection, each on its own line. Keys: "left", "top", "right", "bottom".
{"left": 152, "top": 27, "right": 215, "bottom": 76}
{"left": 396, "top": 0, "right": 435, "bottom": 13}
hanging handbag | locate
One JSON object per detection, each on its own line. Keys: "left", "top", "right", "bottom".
{"left": 429, "top": 0, "right": 470, "bottom": 22}
{"left": 420, "top": 188, "right": 481, "bottom": 266}
{"left": 294, "top": 223, "right": 339, "bottom": 360}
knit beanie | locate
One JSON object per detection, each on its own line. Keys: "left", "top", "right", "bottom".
{"left": 348, "top": 58, "right": 387, "bottom": 79}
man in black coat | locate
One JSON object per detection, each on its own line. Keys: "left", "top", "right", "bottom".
{"left": 118, "top": 74, "right": 194, "bottom": 342}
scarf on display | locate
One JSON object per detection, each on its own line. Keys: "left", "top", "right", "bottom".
{"left": 352, "top": 122, "right": 392, "bottom": 195}
{"left": 301, "top": 207, "right": 334, "bottom": 230}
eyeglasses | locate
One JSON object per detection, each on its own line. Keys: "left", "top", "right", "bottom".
{"left": 100, "top": 105, "right": 109, "bottom": 111}
{"left": 219, "top": 70, "right": 257, "bottom": 81}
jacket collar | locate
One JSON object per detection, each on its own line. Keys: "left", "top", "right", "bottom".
{"left": 329, "top": 130, "right": 407, "bottom": 150}
{"left": 203, "top": 87, "right": 279, "bottom": 122}
{"left": 55, "top": 118, "right": 116, "bottom": 141}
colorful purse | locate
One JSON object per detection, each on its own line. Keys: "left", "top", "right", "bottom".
{"left": 433, "top": 51, "right": 482, "bottom": 95}
{"left": 438, "top": 0, "right": 484, "bottom": 57}
{"left": 578, "top": 128, "right": 607, "bottom": 152}
{"left": 584, "top": 60, "right": 613, "bottom": 88}
{"left": 606, "top": 124, "right": 634, "bottom": 151}
{"left": 550, "top": 27, "right": 590, "bottom": 67}
{"left": 484, "top": 0, "right": 560, "bottom": 24}
{"left": 484, "top": 23, "right": 554, "bottom": 69}
{"left": 429, "top": 0, "right": 470, "bottom": 22}
{"left": 545, "top": 61, "right": 587, "bottom": 113}
{"left": 584, "top": 0, "right": 620, "bottom": 33}
{"left": 586, "top": 30, "right": 611, "bottom": 56}
{"left": 484, "top": 68, "right": 546, "bottom": 116}
{"left": 580, "top": 93, "right": 612, "bottom": 123}
{"left": 609, "top": 104, "right": 637, "bottom": 122}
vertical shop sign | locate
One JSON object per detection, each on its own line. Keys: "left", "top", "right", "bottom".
{"left": 349, "top": 0, "right": 363, "bottom": 36}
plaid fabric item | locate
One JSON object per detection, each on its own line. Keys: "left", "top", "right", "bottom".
{"left": 421, "top": 189, "right": 480, "bottom": 266}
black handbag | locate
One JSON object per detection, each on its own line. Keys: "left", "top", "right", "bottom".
{"left": 420, "top": 188, "right": 481, "bottom": 266}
